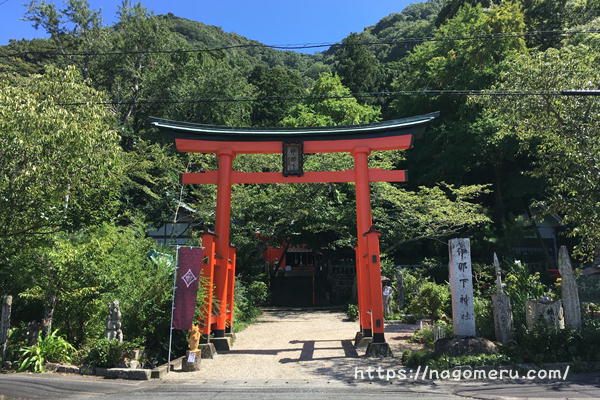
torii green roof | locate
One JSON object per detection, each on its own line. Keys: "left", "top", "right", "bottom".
{"left": 149, "top": 111, "right": 439, "bottom": 142}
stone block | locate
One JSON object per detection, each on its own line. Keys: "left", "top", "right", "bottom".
{"left": 181, "top": 350, "right": 201, "bottom": 372}
{"left": 105, "top": 368, "right": 151, "bottom": 380}
{"left": 353, "top": 331, "right": 373, "bottom": 348}
{"left": 365, "top": 342, "right": 393, "bottom": 357}
{"left": 200, "top": 343, "right": 217, "bottom": 359}
{"left": 526, "top": 298, "right": 564, "bottom": 330}
{"left": 434, "top": 336, "right": 497, "bottom": 357}
{"left": 225, "top": 332, "right": 236, "bottom": 343}
{"left": 211, "top": 337, "right": 232, "bottom": 352}
{"left": 45, "top": 363, "right": 80, "bottom": 374}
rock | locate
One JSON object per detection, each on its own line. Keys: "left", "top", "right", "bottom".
{"left": 434, "top": 336, "right": 498, "bottom": 357}
{"left": 200, "top": 343, "right": 217, "bottom": 359}
{"left": 526, "top": 298, "right": 564, "bottom": 330}
{"left": 365, "top": 342, "right": 393, "bottom": 357}
{"left": 118, "top": 359, "right": 141, "bottom": 369}
{"left": 558, "top": 246, "right": 582, "bottom": 329}
{"left": 181, "top": 350, "right": 201, "bottom": 372}
{"left": 105, "top": 368, "right": 151, "bottom": 380}
{"left": 45, "top": 362, "right": 80, "bottom": 374}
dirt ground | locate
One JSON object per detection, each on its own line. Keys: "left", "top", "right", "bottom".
{"left": 164, "top": 308, "right": 422, "bottom": 383}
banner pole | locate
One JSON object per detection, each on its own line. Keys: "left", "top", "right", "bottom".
{"left": 167, "top": 245, "right": 180, "bottom": 373}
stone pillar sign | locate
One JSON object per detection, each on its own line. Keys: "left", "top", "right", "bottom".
{"left": 396, "top": 269, "right": 405, "bottom": 310}
{"left": 448, "top": 238, "right": 476, "bottom": 337}
{"left": 491, "top": 253, "right": 513, "bottom": 344}
{"left": 558, "top": 246, "right": 582, "bottom": 329}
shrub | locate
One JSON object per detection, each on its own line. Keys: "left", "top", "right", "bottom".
{"left": 17, "top": 330, "right": 75, "bottom": 372}
{"left": 409, "top": 320, "right": 452, "bottom": 348}
{"left": 504, "top": 260, "right": 549, "bottom": 329}
{"left": 247, "top": 281, "right": 268, "bottom": 305}
{"left": 506, "top": 319, "right": 600, "bottom": 364}
{"left": 428, "top": 353, "right": 512, "bottom": 370}
{"left": 233, "top": 279, "right": 262, "bottom": 330}
{"left": 346, "top": 304, "right": 359, "bottom": 321}
{"left": 402, "top": 349, "right": 511, "bottom": 369}
{"left": 2, "top": 325, "right": 28, "bottom": 363}
{"left": 82, "top": 338, "right": 143, "bottom": 368}
{"left": 474, "top": 297, "right": 494, "bottom": 339}
{"left": 406, "top": 281, "right": 450, "bottom": 319}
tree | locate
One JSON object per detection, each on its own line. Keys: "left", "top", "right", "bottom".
{"left": 481, "top": 43, "right": 600, "bottom": 260}
{"left": 386, "top": 2, "right": 535, "bottom": 255}
{"left": 0, "top": 66, "right": 126, "bottom": 242}
{"left": 281, "top": 73, "right": 380, "bottom": 126}
{"left": 333, "top": 33, "right": 383, "bottom": 101}
{"left": 248, "top": 65, "right": 305, "bottom": 127}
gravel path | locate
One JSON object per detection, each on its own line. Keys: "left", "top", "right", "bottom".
{"left": 165, "top": 308, "right": 420, "bottom": 383}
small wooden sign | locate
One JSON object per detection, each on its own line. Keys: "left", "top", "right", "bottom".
{"left": 282, "top": 141, "right": 304, "bottom": 177}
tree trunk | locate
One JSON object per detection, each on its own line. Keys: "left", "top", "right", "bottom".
{"left": 1, "top": 295, "right": 12, "bottom": 359}
{"left": 41, "top": 295, "right": 57, "bottom": 337}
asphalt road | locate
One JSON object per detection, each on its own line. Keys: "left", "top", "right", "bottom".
{"left": 2, "top": 372, "right": 600, "bottom": 400}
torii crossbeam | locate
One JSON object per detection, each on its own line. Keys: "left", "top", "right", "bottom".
{"left": 151, "top": 111, "right": 439, "bottom": 356}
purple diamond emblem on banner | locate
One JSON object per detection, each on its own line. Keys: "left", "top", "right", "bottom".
{"left": 181, "top": 268, "right": 198, "bottom": 288}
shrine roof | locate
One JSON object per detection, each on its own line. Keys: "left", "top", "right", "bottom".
{"left": 149, "top": 112, "right": 439, "bottom": 142}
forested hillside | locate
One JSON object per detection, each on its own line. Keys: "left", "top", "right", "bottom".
{"left": 1, "top": 0, "right": 598, "bottom": 363}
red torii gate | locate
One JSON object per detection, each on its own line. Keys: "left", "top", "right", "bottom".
{"left": 151, "top": 112, "right": 438, "bottom": 356}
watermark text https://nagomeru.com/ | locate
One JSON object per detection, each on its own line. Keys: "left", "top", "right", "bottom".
{"left": 353, "top": 365, "right": 570, "bottom": 381}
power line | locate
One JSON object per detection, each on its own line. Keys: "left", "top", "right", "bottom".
{"left": 22, "top": 90, "right": 600, "bottom": 107}
{"left": 1, "top": 29, "right": 599, "bottom": 58}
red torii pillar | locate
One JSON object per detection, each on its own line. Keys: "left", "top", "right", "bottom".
{"left": 151, "top": 111, "right": 439, "bottom": 357}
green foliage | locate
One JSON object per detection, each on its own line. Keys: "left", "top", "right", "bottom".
{"left": 474, "top": 296, "right": 494, "bottom": 339}
{"left": 481, "top": 43, "right": 600, "bottom": 260}
{"left": 346, "top": 304, "right": 359, "bottom": 321}
{"left": 506, "top": 320, "right": 600, "bottom": 363}
{"left": 428, "top": 353, "right": 512, "bottom": 369}
{"left": 81, "top": 338, "right": 143, "bottom": 368}
{"left": 409, "top": 320, "right": 453, "bottom": 347}
{"left": 374, "top": 183, "right": 491, "bottom": 253}
{"left": 281, "top": 73, "right": 381, "bottom": 126}
{"left": 233, "top": 279, "right": 263, "bottom": 331}
{"left": 406, "top": 280, "right": 451, "bottom": 319}
{"left": 18, "top": 330, "right": 75, "bottom": 372}
{"left": 402, "top": 349, "right": 511, "bottom": 369}
{"left": 503, "top": 260, "right": 549, "bottom": 329}
{"left": 0, "top": 66, "right": 126, "bottom": 240}
{"left": 333, "top": 33, "right": 383, "bottom": 100}
{"left": 246, "top": 281, "right": 269, "bottom": 306}
{"left": 248, "top": 65, "right": 306, "bottom": 126}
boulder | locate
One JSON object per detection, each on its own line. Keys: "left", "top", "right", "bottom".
{"left": 434, "top": 336, "right": 498, "bottom": 357}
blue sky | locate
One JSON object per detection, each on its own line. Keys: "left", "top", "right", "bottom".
{"left": 1, "top": 0, "right": 415, "bottom": 53}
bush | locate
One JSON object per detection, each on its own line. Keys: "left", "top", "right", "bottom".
{"left": 81, "top": 338, "right": 143, "bottom": 368}
{"left": 474, "top": 297, "right": 494, "bottom": 339}
{"left": 346, "top": 304, "right": 359, "bottom": 321}
{"left": 504, "top": 260, "right": 549, "bottom": 329}
{"left": 406, "top": 281, "right": 450, "bottom": 319}
{"left": 247, "top": 281, "right": 268, "bottom": 305}
{"left": 506, "top": 319, "right": 600, "bottom": 364}
{"left": 2, "top": 325, "right": 28, "bottom": 363}
{"left": 409, "top": 320, "right": 452, "bottom": 348}
{"left": 402, "top": 349, "right": 511, "bottom": 369}
{"left": 17, "top": 330, "right": 75, "bottom": 372}
{"left": 233, "top": 279, "right": 262, "bottom": 330}
{"left": 428, "top": 353, "right": 512, "bottom": 370}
